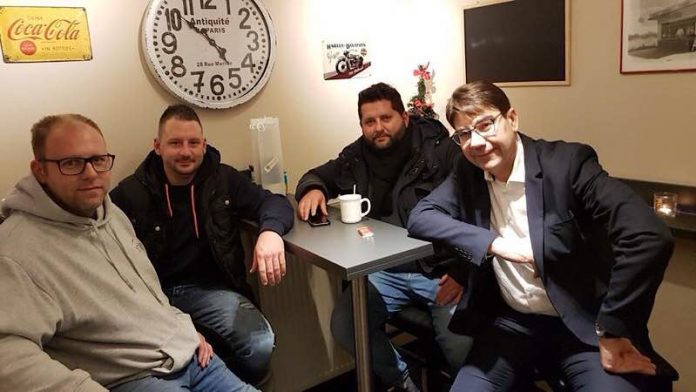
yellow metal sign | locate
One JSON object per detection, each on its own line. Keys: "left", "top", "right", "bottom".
{"left": 0, "top": 6, "right": 92, "bottom": 63}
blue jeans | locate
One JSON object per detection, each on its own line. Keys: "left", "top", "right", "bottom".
{"left": 111, "top": 355, "right": 257, "bottom": 392}
{"left": 451, "top": 306, "right": 671, "bottom": 392}
{"left": 164, "top": 285, "right": 274, "bottom": 386}
{"left": 331, "top": 271, "right": 473, "bottom": 387}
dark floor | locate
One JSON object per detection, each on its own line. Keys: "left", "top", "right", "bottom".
{"left": 304, "top": 369, "right": 356, "bottom": 392}
{"left": 304, "top": 338, "right": 453, "bottom": 392}
{"left": 304, "top": 367, "right": 453, "bottom": 392}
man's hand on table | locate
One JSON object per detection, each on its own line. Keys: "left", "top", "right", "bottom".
{"left": 297, "top": 189, "right": 328, "bottom": 221}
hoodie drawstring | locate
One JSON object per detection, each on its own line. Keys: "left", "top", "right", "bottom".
{"left": 190, "top": 185, "right": 200, "bottom": 239}
{"left": 164, "top": 184, "right": 174, "bottom": 218}
{"left": 90, "top": 222, "right": 136, "bottom": 292}
{"left": 103, "top": 224, "right": 166, "bottom": 305}
{"left": 164, "top": 184, "right": 200, "bottom": 239}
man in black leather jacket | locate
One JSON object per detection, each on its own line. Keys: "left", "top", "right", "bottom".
{"left": 111, "top": 104, "right": 293, "bottom": 386}
{"left": 295, "top": 83, "right": 472, "bottom": 391}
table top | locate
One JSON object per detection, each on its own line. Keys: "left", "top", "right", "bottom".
{"left": 281, "top": 205, "right": 434, "bottom": 280}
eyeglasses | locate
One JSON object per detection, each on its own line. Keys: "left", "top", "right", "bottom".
{"left": 451, "top": 113, "right": 503, "bottom": 146}
{"left": 40, "top": 154, "right": 115, "bottom": 176}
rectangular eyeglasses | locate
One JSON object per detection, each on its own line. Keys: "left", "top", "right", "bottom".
{"left": 451, "top": 113, "right": 503, "bottom": 146}
{"left": 40, "top": 154, "right": 116, "bottom": 176}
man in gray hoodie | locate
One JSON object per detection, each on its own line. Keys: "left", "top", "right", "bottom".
{"left": 0, "top": 114, "right": 257, "bottom": 392}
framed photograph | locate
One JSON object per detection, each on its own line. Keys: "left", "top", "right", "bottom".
{"left": 621, "top": 0, "right": 696, "bottom": 74}
{"left": 463, "top": 0, "right": 570, "bottom": 87}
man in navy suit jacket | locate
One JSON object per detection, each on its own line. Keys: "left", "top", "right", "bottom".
{"left": 407, "top": 81, "right": 676, "bottom": 391}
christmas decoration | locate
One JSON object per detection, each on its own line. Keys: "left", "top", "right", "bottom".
{"left": 407, "top": 62, "right": 438, "bottom": 119}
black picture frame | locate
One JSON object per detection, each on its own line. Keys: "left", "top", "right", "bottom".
{"left": 463, "top": 0, "right": 570, "bottom": 86}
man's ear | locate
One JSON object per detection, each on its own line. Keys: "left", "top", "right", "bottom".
{"left": 153, "top": 138, "right": 162, "bottom": 156}
{"left": 31, "top": 160, "right": 47, "bottom": 184}
{"left": 402, "top": 111, "right": 410, "bottom": 128}
{"left": 507, "top": 107, "right": 519, "bottom": 131}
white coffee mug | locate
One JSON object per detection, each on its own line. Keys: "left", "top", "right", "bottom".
{"left": 338, "top": 194, "right": 371, "bottom": 224}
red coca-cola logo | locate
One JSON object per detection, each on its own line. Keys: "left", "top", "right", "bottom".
{"left": 7, "top": 18, "right": 80, "bottom": 41}
{"left": 20, "top": 40, "right": 37, "bottom": 55}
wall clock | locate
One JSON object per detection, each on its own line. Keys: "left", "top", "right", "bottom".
{"left": 141, "top": 0, "right": 276, "bottom": 109}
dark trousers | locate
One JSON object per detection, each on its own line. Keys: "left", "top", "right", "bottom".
{"left": 331, "top": 271, "right": 472, "bottom": 387}
{"left": 451, "top": 307, "right": 671, "bottom": 392}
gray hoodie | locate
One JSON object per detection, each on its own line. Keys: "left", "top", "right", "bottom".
{"left": 0, "top": 175, "right": 199, "bottom": 391}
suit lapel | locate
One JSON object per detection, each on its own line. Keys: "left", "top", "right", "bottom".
{"left": 522, "top": 134, "right": 545, "bottom": 278}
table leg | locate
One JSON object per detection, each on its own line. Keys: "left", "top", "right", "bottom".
{"left": 351, "top": 276, "right": 372, "bottom": 392}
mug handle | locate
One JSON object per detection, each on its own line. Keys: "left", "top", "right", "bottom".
{"left": 360, "top": 198, "right": 371, "bottom": 217}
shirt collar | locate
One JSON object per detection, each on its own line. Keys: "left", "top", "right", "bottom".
{"left": 484, "top": 134, "right": 525, "bottom": 184}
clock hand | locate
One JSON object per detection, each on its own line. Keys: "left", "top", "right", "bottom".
{"left": 182, "top": 17, "right": 229, "bottom": 63}
{"left": 206, "top": 35, "right": 229, "bottom": 63}
{"left": 199, "top": 28, "right": 228, "bottom": 63}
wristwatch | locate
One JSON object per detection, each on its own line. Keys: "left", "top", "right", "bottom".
{"left": 595, "top": 323, "right": 617, "bottom": 339}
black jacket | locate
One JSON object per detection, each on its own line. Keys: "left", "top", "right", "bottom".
{"left": 110, "top": 145, "right": 294, "bottom": 296}
{"left": 295, "top": 116, "right": 465, "bottom": 280}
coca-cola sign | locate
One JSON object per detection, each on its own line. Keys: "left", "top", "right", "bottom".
{"left": 0, "top": 6, "right": 92, "bottom": 63}
{"left": 8, "top": 18, "right": 82, "bottom": 41}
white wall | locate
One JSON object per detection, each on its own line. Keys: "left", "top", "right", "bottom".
{"left": 1, "top": 0, "right": 695, "bottom": 389}
{"left": 2, "top": 1, "right": 695, "bottom": 194}
{"left": 0, "top": 0, "right": 467, "bottom": 193}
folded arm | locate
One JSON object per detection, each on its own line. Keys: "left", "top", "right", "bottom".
{"left": 407, "top": 172, "right": 496, "bottom": 266}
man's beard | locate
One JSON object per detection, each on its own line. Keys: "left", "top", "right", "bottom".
{"left": 366, "top": 125, "right": 407, "bottom": 152}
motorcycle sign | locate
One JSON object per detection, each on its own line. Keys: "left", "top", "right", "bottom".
{"left": 335, "top": 49, "right": 364, "bottom": 74}
{"left": 322, "top": 40, "right": 372, "bottom": 80}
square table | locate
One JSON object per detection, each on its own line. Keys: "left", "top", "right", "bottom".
{"left": 280, "top": 203, "right": 434, "bottom": 392}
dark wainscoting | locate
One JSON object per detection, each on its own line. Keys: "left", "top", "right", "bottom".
{"left": 618, "top": 178, "right": 696, "bottom": 239}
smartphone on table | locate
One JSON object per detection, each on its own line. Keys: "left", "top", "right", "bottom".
{"left": 308, "top": 212, "right": 330, "bottom": 227}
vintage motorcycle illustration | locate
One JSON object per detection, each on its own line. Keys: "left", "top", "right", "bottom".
{"left": 335, "top": 50, "right": 364, "bottom": 74}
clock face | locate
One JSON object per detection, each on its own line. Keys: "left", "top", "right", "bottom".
{"left": 142, "top": 0, "right": 276, "bottom": 109}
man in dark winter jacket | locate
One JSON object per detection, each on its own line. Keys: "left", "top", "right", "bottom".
{"left": 295, "top": 83, "right": 472, "bottom": 391}
{"left": 111, "top": 104, "right": 293, "bottom": 386}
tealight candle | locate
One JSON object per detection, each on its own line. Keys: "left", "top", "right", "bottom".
{"left": 654, "top": 192, "right": 678, "bottom": 218}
